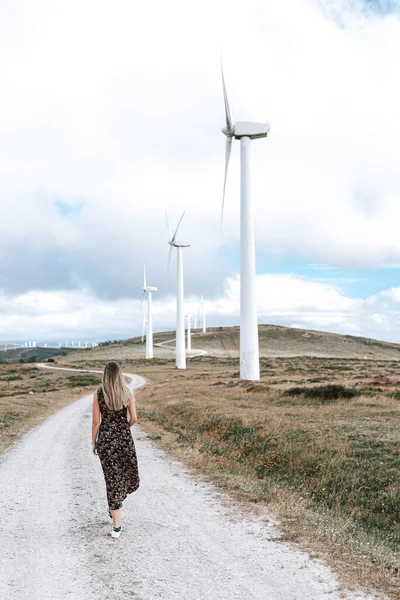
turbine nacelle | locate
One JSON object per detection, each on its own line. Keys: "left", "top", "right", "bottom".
{"left": 222, "top": 122, "right": 270, "bottom": 140}
{"left": 142, "top": 265, "right": 157, "bottom": 308}
{"left": 232, "top": 121, "right": 270, "bottom": 140}
{"left": 166, "top": 212, "right": 191, "bottom": 269}
{"left": 168, "top": 240, "right": 191, "bottom": 248}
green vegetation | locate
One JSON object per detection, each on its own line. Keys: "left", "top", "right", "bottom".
{"left": 98, "top": 340, "right": 120, "bottom": 346}
{"left": 0, "top": 410, "right": 21, "bottom": 429}
{"left": 283, "top": 384, "right": 360, "bottom": 402}
{"left": 66, "top": 374, "right": 101, "bottom": 387}
{"left": 0, "top": 346, "right": 79, "bottom": 365}
{"left": 0, "top": 375, "right": 23, "bottom": 382}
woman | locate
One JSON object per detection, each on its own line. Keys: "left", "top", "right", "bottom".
{"left": 91, "top": 361, "right": 140, "bottom": 538}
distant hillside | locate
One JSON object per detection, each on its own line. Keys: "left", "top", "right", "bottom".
{"left": 0, "top": 346, "right": 79, "bottom": 364}
{"left": 55, "top": 325, "right": 400, "bottom": 364}
{"left": 185, "top": 325, "right": 400, "bottom": 360}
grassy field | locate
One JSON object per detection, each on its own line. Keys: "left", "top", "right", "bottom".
{"left": 67, "top": 353, "right": 398, "bottom": 599}
{"left": 0, "top": 363, "right": 102, "bottom": 454}
{"left": 2, "top": 324, "right": 400, "bottom": 598}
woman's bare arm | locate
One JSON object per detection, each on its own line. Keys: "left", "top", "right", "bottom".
{"left": 92, "top": 391, "right": 101, "bottom": 453}
{"left": 128, "top": 394, "right": 137, "bottom": 427}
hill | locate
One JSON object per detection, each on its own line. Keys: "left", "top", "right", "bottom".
{"left": 55, "top": 324, "right": 400, "bottom": 364}
{"left": 0, "top": 346, "right": 78, "bottom": 364}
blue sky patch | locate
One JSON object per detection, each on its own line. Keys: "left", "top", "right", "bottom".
{"left": 217, "top": 246, "right": 398, "bottom": 301}
{"left": 54, "top": 200, "right": 85, "bottom": 218}
{"left": 363, "top": 0, "right": 400, "bottom": 15}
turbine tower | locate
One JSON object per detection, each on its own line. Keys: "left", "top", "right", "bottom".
{"left": 141, "top": 313, "right": 147, "bottom": 344}
{"left": 167, "top": 212, "right": 191, "bottom": 370}
{"left": 142, "top": 266, "right": 157, "bottom": 359}
{"left": 220, "top": 63, "right": 270, "bottom": 381}
{"left": 201, "top": 296, "right": 206, "bottom": 333}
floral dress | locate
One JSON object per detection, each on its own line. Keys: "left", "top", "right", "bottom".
{"left": 96, "top": 387, "right": 140, "bottom": 510}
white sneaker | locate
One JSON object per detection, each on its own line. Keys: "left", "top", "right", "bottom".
{"left": 111, "top": 526, "right": 122, "bottom": 539}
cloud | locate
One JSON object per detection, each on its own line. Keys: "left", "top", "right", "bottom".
{"left": 1, "top": 273, "right": 399, "bottom": 344}
{"left": 1, "top": 0, "right": 400, "bottom": 340}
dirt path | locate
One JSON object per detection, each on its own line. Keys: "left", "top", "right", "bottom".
{"left": 0, "top": 366, "right": 382, "bottom": 600}
{"left": 155, "top": 333, "right": 208, "bottom": 359}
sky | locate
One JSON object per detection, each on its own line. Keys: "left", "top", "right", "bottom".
{"left": 1, "top": 0, "right": 400, "bottom": 344}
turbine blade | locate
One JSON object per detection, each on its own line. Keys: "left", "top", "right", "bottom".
{"left": 167, "top": 243, "right": 173, "bottom": 272}
{"left": 171, "top": 211, "right": 185, "bottom": 244}
{"left": 221, "top": 60, "right": 233, "bottom": 132}
{"left": 165, "top": 211, "right": 172, "bottom": 240}
{"left": 221, "top": 137, "right": 232, "bottom": 225}
{"left": 140, "top": 290, "right": 145, "bottom": 309}
{"left": 143, "top": 265, "right": 147, "bottom": 289}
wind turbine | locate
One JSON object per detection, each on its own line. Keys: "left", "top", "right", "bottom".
{"left": 166, "top": 212, "right": 191, "bottom": 369}
{"left": 142, "top": 266, "right": 157, "bottom": 359}
{"left": 220, "top": 63, "right": 270, "bottom": 381}
{"left": 200, "top": 296, "right": 207, "bottom": 333}
{"left": 186, "top": 313, "right": 193, "bottom": 352}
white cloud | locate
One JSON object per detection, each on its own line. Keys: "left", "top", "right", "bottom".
{"left": 1, "top": 273, "right": 400, "bottom": 344}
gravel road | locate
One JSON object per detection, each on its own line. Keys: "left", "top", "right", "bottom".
{"left": 0, "top": 367, "right": 382, "bottom": 600}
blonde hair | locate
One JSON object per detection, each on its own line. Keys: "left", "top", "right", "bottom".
{"left": 102, "top": 361, "right": 131, "bottom": 411}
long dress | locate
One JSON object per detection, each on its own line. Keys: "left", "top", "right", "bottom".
{"left": 96, "top": 387, "right": 140, "bottom": 510}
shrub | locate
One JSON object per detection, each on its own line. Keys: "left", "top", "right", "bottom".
{"left": 67, "top": 374, "right": 100, "bottom": 387}
{"left": 283, "top": 384, "right": 359, "bottom": 402}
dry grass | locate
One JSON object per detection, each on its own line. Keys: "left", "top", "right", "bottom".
{"left": 2, "top": 344, "right": 399, "bottom": 598}
{"left": 118, "top": 355, "right": 399, "bottom": 599}
{"left": 181, "top": 324, "right": 400, "bottom": 359}
{"left": 0, "top": 363, "right": 102, "bottom": 455}
{"left": 59, "top": 324, "right": 400, "bottom": 362}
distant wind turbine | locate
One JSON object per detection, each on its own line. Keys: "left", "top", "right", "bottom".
{"left": 200, "top": 296, "right": 206, "bottom": 333}
{"left": 142, "top": 266, "right": 157, "bottom": 359}
{"left": 220, "top": 62, "right": 270, "bottom": 381}
{"left": 186, "top": 313, "right": 193, "bottom": 352}
{"left": 166, "top": 212, "right": 191, "bottom": 369}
